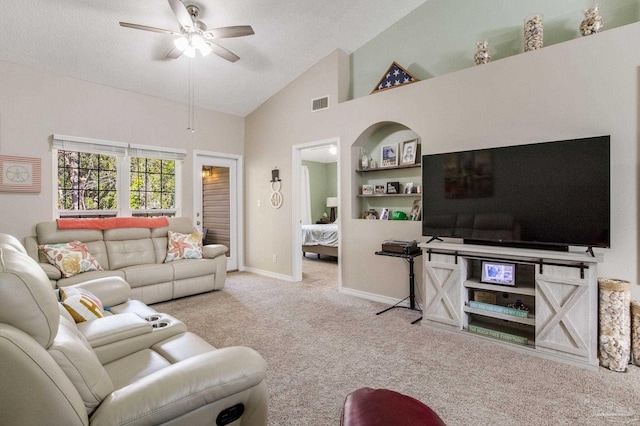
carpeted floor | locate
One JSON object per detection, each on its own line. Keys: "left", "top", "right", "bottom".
{"left": 154, "top": 258, "right": 640, "bottom": 425}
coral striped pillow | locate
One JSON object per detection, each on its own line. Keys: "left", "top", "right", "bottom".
{"left": 60, "top": 287, "right": 104, "bottom": 323}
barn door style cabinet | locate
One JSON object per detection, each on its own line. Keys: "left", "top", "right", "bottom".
{"left": 419, "top": 241, "right": 602, "bottom": 370}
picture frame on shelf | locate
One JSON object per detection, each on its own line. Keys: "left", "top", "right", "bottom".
{"left": 380, "top": 208, "right": 390, "bottom": 220}
{"left": 480, "top": 261, "right": 516, "bottom": 286}
{"left": 380, "top": 143, "right": 398, "bottom": 167}
{"left": 409, "top": 199, "right": 421, "bottom": 221}
{"left": 364, "top": 209, "right": 378, "bottom": 219}
{"left": 362, "top": 184, "right": 374, "bottom": 195}
{"left": 374, "top": 184, "right": 386, "bottom": 194}
{"left": 401, "top": 139, "right": 418, "bottom": 165}
{"left": 404, "top": 182, "right": 414, "bottom": 194}
{"left": 386, "top": 181, "right": 400, "bottom": 194}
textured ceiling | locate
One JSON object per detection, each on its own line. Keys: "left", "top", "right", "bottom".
{"left": 0, "top": 0, "right": 425, "bottom": 117}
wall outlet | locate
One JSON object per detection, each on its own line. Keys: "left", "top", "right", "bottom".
{"left": 272, "top": 254, "right": 277, "bottom": 263}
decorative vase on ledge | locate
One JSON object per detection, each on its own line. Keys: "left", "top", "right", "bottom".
{"left": 580, "top": 4, "right": 604, "bottom": 36}
{"left": 473, "top": 40, "right": 492, "bottom": 65}
{"left": 524, "top": 14, "right": 544, "bottom": 52}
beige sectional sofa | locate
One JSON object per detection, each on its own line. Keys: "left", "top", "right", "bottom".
{"left": 24, "top": 217, "right": 227, "bottom": 304}
{"left": 0, "top": 234, "right": 268, "bottom": 425}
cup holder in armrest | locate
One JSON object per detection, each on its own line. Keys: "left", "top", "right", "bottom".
{"left": 152, "top": 321, "right": 169, "bottom": 329}
{"left": 145, "top": 315, "right": 161, "bottom": 322}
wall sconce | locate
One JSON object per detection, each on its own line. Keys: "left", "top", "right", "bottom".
{"left": 326, "top": 196, "right": 338, "bottom": 222}
{"left": 202, "top": 166, "right": 213, "bottom": 178}
{"left": 271, "top": 168, "right": 281, "bottom": 182}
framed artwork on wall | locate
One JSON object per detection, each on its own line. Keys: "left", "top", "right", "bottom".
{"left": 381, "top": 143, "right": 398, "bottom": 167}
{"left": 0, "top": 155, "right": 41, "bottom": 193}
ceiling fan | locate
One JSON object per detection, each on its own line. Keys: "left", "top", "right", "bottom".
{"left": 120, "top": 0, "right": 254, "bottom": 62}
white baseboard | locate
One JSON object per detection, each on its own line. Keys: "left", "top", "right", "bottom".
{"left": 241, "top": 266, "right": 296, "bottom": 282}
{"left": 339, "top": 287, "right": 411, "bottom": 308}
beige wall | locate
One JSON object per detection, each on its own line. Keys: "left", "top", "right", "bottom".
{"left": 0, "top": 60, "right": 244, "bottom": 241}
{"left": 245, "top": 23, "right": 640, "bottom": 300}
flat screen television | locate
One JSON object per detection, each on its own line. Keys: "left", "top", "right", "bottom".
{"left": 421, "top": 136, "right": 610, "bottom": 251}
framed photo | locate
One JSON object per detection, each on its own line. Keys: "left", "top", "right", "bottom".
{"left": 364, "top": 209, "right": 378, "bottom": 219}
{"left": 480, "top": 261, "right": 516, "bottom": 286}
{"left": 380, "top": 208, "right": 390, "bottom": 220}
{"left": 409, "top": 199, "right": 421, "bottom": 221}
{"left": 0, "top": 155, "right": 41, "bottom": 193}
{"left": 380, "top": 143, "right": 398, "bottom": 167}
{"left": 401, "top": 139, "right": 418, "bottom": 165}
{"left": 386, "top": 181, "right": 400, "bottom": 194}
{"left": 404, "top": 182, "right": 414, "bottom": 194}
{"left": 362, "top": 184, "right": 374, "bottom": 195}
{"left": 374, "top": 184, "right": 385, "bottom": 194}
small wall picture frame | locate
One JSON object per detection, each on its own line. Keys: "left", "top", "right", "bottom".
{"left": 480, "top": 261, "right": 516, "bottom": 286}
{"left": 401, "top": 139, "right": 418, "bottom": 165}
{"left": 380, "top": 143, "right": 398, "bottom": 167}
{"left": 0, "top": 155, "right": 42, "bottom": 193}
{"left": 380, "top": 208, "right": 390, "bottom": 220}
{"left": 362, "top": 184, "right": 374, "bottom": 195}
{"left": 374, "top": 184, "right": 386, "bottom": 194}
{"left": 386, "top": 181, "right": 400, "bottom": 194}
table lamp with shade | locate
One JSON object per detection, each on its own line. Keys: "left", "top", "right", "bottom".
{"left": 326, "top": 197, "right": 338, "bottom": 222}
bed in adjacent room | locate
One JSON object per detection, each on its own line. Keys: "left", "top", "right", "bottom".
{"left": 302, "top": 223, "right": 338, "bottom": 258}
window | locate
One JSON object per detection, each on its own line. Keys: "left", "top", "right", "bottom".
{"left": 130, "top": 157, "right": 176, "bottom": 216}
{"left": 53, "top": 135, "right": 185, "bottom": 218}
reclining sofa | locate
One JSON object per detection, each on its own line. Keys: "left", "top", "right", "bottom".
{"left": 0, "top": 234, "right": 268, "bottom": 425}
{"left": 24, "top": 217, "right": 227, "bottom": 304}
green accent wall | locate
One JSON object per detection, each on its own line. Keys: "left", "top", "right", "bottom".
{"left": 351, "top": 0, "right": 640, "bottom": 99}
{"left": 303, "top": 160, "right": 338, "bottom": 222}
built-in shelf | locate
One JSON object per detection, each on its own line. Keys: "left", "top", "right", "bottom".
{"left": 464, "top": 279, "right": 535, "bottom": 296}
{"left": 357, "top": 194, "right": 421, "bottom": 198}
{"left": 356, "top": 163, "right": 421, "bottom": 173}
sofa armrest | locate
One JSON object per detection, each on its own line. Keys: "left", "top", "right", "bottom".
{"left": 203, "top": 244, "right": 228, "bottom": 290}
{"left": 70, "top": 277, "right": 131, "bottom": 309}
{"left": 202, "top": 244, "right": 228, "bottom": 259}
{"left": 90, "top": 346, "right": 267, "bottom": 426}
{"left": 76, "top": 313, "right": 151, "bottom": 347}
{"left": 39, "top": 262, "right": 62, "bottom": 280}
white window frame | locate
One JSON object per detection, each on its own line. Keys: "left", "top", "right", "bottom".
{"left": 52, "top": 134, "right": 185, "bottom": 218}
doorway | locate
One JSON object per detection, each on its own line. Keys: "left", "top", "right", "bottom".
{"left": 292, "top": 138, "right": 341, "bottom": 285}
{"left": 193, "top": 151, "right": 242, "bottom": 271}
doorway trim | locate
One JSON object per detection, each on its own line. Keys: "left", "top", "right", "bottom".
{"left": 193, "top": 150, "right": 244, "bottom": 271}
{"left": 292, "top": 137, "right": 341, "bottom": 287}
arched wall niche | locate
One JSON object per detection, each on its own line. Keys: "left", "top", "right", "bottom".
{"left": 351, "top": 121, "right": 422, "bottom": 219}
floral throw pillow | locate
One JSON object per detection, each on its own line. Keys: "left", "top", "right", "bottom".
{"left": 164, "top": 231, "right": 203, "bottom": 262}
{"left": 60, "top": 287, "right": 104, "bottom": 323}
{"left": 39, "top": 241, "right": 103, "bottom": 278}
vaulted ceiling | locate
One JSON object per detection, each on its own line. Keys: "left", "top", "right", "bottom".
{"left": 0, "top": 0, "right": 426, "bottom": 117}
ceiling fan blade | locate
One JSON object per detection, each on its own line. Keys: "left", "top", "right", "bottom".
{"left": 207, "top": 41, "right": 240, "bottom": 63}
{"left": 167, "top": 0, "right": 194, "bottom": 31}
{"left": 166, "top": 47, "right": 183, "bottom": 59}
{"left": 203, "top": 25, "right": 255, "bottom": 39}
{"left": 119, "top": 22, "right": 181, "bottom": 36}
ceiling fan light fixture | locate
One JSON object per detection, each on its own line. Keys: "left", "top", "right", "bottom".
{"left": 191, "top": 35, "right": 212, "bottom": 56}
{"left": 184, "top": 44, "right": 197, "bottom": 58}
{"left": 174, "top": 36, "right": 189, "bottom": 51}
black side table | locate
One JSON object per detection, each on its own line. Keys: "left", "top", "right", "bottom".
{"left": 374, "top": 250, "right": 422, "bottom": 324}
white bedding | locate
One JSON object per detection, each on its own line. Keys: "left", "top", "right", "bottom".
{"left": 301, "top": 224, "right": 338, "bottom": 247}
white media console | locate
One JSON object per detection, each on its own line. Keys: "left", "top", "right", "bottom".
{"left": 419, "top": 241, "right": 603, "bottom": 370}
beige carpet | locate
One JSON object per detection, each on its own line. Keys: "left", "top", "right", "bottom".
{"left": 154, "top": 258, "right": 640, "bottom": 425}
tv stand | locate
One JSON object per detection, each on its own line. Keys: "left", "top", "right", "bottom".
{"left": 419, "top": 241, "right": 602, "bottom": 370}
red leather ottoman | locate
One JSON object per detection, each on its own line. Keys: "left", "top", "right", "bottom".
{"left": 341, "top": 387, "right": 446, "bottom": 426}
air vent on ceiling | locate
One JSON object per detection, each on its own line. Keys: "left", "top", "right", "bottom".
{"left": 311, "top": 96, "right": 329, "bottom": 112}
